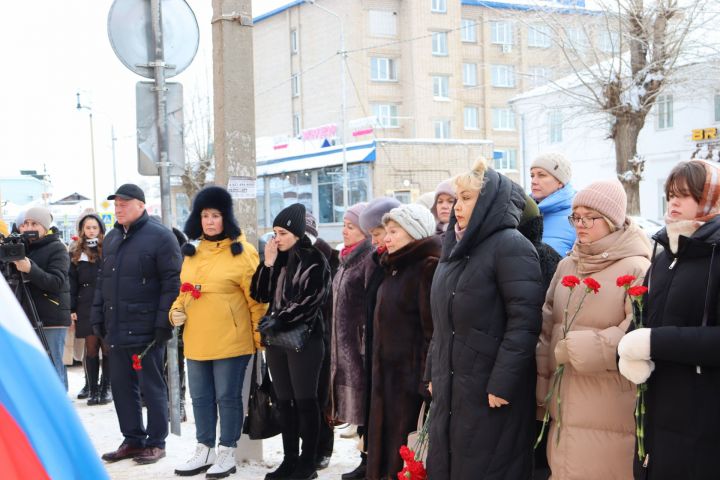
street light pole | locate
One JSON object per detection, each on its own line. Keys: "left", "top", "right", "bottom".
{"left": 305, "top": 0, "right": 349, "bottom": 216}
{"left": 76, "top": 92, "right": 98, "bottom": 211}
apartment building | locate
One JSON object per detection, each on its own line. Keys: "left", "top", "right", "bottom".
{"left": 253, "top": 0, "right": 608, "bottom": 238}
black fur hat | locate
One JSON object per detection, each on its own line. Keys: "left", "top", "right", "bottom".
{"left": 183, "top": 186, "right": 243, "bottom": 256}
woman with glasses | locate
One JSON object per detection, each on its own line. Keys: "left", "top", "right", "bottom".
{"left": 536, "top": 179, "right": 651, "bottom": 479}
{"left": 529, "top": 153, "right": 577, "bottom": 256}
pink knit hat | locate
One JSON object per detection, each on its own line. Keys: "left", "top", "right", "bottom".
{"left": 431, "top": 179, "right": 456, "bottom": 217}
{"left": 344, "top": 202, "right": 369, "bottom": 230}
{"left": 573, "top": 179, "right": 627, "bottom": 227}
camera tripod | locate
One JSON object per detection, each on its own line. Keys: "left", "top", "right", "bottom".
{"left": 8, "top": 269, "right": 54, "bottom": 362}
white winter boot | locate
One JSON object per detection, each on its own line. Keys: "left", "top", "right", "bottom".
{"left": 174, "top": 444, "right": 216, "bottom": 476}
{"left": 205, "top": 445, "right": 237, "bottom": 479}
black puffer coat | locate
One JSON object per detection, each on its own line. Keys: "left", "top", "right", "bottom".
{"left": 69, "top": 258, "right": 100, "bottom": 337}
{"left": 427, "top": 170, "right": 544, "bottom": 480}
{"left": 637, "top": 217, "right": 720, "bottom": 479}
{"left": 91, "top": 212, "right": 182, "bottom": 347}
{"left": 24, "top": 233, "right": 71, "bottom": 328}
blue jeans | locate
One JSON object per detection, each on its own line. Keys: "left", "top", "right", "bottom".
{"left": 43, "top": 327, "right": 68, "bottom": 391}
{"left": 187, "top": 355, "right": 251, "bottom": 448}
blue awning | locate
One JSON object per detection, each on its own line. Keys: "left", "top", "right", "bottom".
{"left": 256, "top": 141, "right": 376, "bottom": 176}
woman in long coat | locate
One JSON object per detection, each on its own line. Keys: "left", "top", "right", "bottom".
{"left": 427, "top": 161, "right": 544, "bottom": 479}
{"left": 619, "top": 160, "right": 720, "bottom": 479}
{"left": 366, "top": 203, "right": 440, "bottom": 480}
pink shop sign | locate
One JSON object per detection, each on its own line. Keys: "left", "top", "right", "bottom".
{"left": 302, "top": 124, "right": 337, "bottom": 141}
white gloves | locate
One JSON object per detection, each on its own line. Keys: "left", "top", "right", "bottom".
{"left": 619, "top": 357, "right": 655, "bottom": 384}
{"left": 618, "top": 328, "right": 651, "bottom": 360}
{"left": 170, "top": 309, "right": 187, "bottom": 327}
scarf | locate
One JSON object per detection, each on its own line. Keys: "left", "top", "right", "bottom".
{"left": 341, "top": 241, "right": 363, "bottom": 258}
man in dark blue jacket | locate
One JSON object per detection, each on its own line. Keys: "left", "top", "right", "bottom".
{"left": 91, "top": 184, "right": 181, "bottom": 465}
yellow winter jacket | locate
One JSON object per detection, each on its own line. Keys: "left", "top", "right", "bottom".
{"left": 171, "top": 236, "right": 268, "bottom": 360}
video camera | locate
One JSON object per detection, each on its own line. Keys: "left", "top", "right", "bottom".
{"left": 0, "top": 233, "right": 28, "bottom": 263}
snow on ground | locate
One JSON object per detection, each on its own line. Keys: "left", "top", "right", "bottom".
{"left": 69, "top": 365, "right": 361, "bottom": 479}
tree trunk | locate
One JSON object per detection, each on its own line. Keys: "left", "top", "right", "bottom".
{"left": 614, "top": 115, "right": 644, "bottom": 216}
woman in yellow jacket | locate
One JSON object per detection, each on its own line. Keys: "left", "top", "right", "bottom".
{"left": 169, "top": 186, "right": 267, "bottom": 479}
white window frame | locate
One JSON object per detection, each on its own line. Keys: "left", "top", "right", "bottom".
{"left": 370, "top": 57, "right": 397, "bottom": 82}
{"left": 599, "top": 30, "right": 620, "bottom": 53}
{"left": 492, "top": 108, "right": 516, "bottom": 131}
{"left": 293, "top": 113, "right": 301, "bottom": 137}
{"left": 493, "top": 149, "right": 518, "bottom": 170}
{"left": 527, "top": 24, "right": 551, "bottom": 48}
{"left": 461, "top": 19, "right": 477, "bottom": 43}
{"left": 372, "top": 103, "right": 399, "bottom": 128}
{"left": 491, "top": 21, "right": 513, "bottom": 45}
{"left": 432, "top": 31, "right": 448, "bottom": 56}
{"left": 491, "top": 65, "right": 515, "bottom": 88}
{"left": 291, "top": 74, "right": 300, "bottom": 97}
{"left": 431, "top": 0, "right": 447, "bottom": 13}
{"left": 464, "top": 106, "right": 479, "bottom": 130}
{"left": 432, "top": 75, "right": 449, "bottom": 100}
{"left": 656, "top": 94, "right": 674, "bottom": 129}
{"left": 548, "top": 110, "right": 563, "bottom": 143}
{"left": 462, "top": 63, "right": 478, "bottom": 87}
{"left": 529, "top": 66, "right": 552, "bottom": 88}
{"left": 290, "top": 29, "right": 298, "bottom": 54}
{"left": 565, "top": 27, "right": 588, "bottom": 52}
{"left": 368, "top": 10, "right": 397, "bottom": 37}
{"left": 433, "top": 119, "right": 451, "bottom": 139}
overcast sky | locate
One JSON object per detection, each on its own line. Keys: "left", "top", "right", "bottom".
{"left": 0, "top": 0, "right": 286, "bottom": 203}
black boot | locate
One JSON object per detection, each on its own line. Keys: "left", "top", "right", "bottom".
{"left": 289, "top": 398, "right": 320, "bottom": 480}
{"left": 98, "top": 355, "right": 112, "bottom": 404}
{"left": 341, "top": 453, "right": 367, "bottom": 480}
{"left": 85, "top": 356, "right": 101, "bottom": 406}
{"left": 77, "top": 381, "right": 90, "bottom": 400}
{"left": 265, "top": 400, "right": 299, "bottom": 480}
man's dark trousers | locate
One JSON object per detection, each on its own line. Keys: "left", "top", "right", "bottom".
{"left": 110, "top": 343, "right": 168, "bottom": 448}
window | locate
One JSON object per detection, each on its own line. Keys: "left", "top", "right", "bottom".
{"left": 432, "top": 31, "right": 448, "bottom": 56}
{"left": 432, "top": 76, "right": 449, "bottom": 99}
{"left": 256, "top": 178, "right": 266, "bottom": 226}
{"left": 714, "top": 93, "right": 720, "bottom": 122}
{"left": 464, "top": 106, "right": 479, "bottom": 130}
{"left": 491, "top": 21, "right": 513, "bottom": 45}
{"left": 527, "top": 24, "right": 551, "bottom": 48}
{"left": 548, "top": 110, "right": 563, "bottom": 143}
{"left": 369, "top": 10, "right": 397, "bottom": 37}
{"left": 293, "top": 113, "right": 301, "bottom": 136}
{"left": 393, "top": 190, "right": 412, "bottom": 204}
{"left": 599, "top": 31, "right": 620, "bottom": 53}
{"left": 269, "top": 172, "right": 313, "bottom": 222}
{"left": 372, "top": 103, "right": 399, "bottom": 127}
{"left": 290, "top": 29, "right": 298, "bottom": 54}
{"left": 493, "top": 149, "right": 517, "bottom": 170}
{"left": 318, "top": 164, "right": 369, "bottom": 223}
{"left": 461, "top": 19, "right": 477, "bottom": 43}
{"left": 491, "top": 65, "right": 515, "bottom": 88}
{"left": 565, "top": 27, "right": 588, "bottom": 51}
{"left": 431, "top": 0, "right": 447, "bottom": 13}
{"left": 463, "top": 63, "right": 477, "bottom": 87}
{"left": 370, "top": 57, "right": 397, "bottom": 81}
{"left": 291, "top": 74, "right": 300, "bottom": 97}
{"left": 492, "top": 108, "right": 515, "bottom": 130}
{"left": 433, "top": 120, "right": 451, "bottom": 138}
{"left": 656, "top": 94, "right": 673, "bottom": 129}
{"left": 529, "top": 66, "right": 552, "bottom": 88}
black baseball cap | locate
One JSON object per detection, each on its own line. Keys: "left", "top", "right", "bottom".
{"left": 107, "top": 183, "right": 145, "bottom": 203}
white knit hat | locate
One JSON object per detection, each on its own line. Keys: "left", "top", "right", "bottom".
{"left": 531, "top": 152, "right": 572, "bottom": 185}
{"left": 382, "top": 204, "right": 436, "bottom": 240}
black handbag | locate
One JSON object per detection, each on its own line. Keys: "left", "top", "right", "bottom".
{"left": 261, "top": 317, "right": 313, "bottom": 352}
{"left": 242, "top": 352, "right": 282, "bottom": 440}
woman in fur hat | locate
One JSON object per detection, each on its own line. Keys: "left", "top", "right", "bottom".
{"left": 365, "top": 203, "right": 440, "bottom": 480}
{"left": 169, "top": 186, "right": 267, "bottom": 478}
{"left": 69, "top": 211, "right": 110, "bottom": 405}
{"left": 250, "top": 203, "right": 332, "bottom": 480}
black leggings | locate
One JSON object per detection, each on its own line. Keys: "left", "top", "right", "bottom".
{"left": 266, "top": 335, "right": 324, "bottom": 401}
{"left": 85, "top": 334, "right": 109, "bottom": 358}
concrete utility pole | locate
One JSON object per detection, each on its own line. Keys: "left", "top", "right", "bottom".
{"left": 211, "top": 0, "right": 261, "bottom": 461}
{"left": 211, "top": 0, "right": 257, "bottom": 246}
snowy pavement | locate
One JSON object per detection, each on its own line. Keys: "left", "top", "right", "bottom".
{"left": 69, "top": 365, "right": 361, "bottom": 479}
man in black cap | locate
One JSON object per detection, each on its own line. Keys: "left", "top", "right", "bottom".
{"left": 92, "top": 183, "right": 182, "bottom": 464}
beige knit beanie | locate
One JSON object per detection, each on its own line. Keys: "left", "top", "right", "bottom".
{"left": 531, "top": 152, "right": 572, "bottom": 185}
{"left": 573, "top": 179, "right": 627, "bottom": 228}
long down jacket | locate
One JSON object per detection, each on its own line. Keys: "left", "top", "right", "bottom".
{"left": 637, "top": 217, "right": 720, "bottom": 479}
{"left": 171, "top": 236, "right": 267, "bottom": 360}
{"left": 330, "top": 238, "right": 374, "bottom": 425}
{"left": 25, "top": 233, "right": 71, "bottom": 328}
{"left": 537, "top": 221, "right": 651, "bottom": 480}
{"left": 427, "top": 170, "right": 544, "bottom": 480}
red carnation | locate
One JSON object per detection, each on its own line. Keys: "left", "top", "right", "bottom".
{"left": 399, "top": 446, "right": 414, "bottom": 463}
{"left": 628, "top": 285, "right": 648, "bottom": 298}
{"left": 180, "top": 282, "right": 194, "bottom": 293}
{"left": 561, "top": 275, "right": 581, "bottom": 288}
{"left": 398, "top": 466, "right": 410, "bottom": 480}
{"left": 191, "top": 289, "right": 201, "bottom": 299}
{"left": 131, "top": 353, "right": 142, "bottom": 371}
{"left": 408, "top": 460, "right": 427, "bottom": 479}
{"left": 583, "top": 277, "right": 601, "bottom": 294}
{"left": 616, "top": 275, "right": 636, "bottom": 288}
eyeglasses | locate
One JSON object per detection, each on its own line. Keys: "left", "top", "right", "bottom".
{"left": 567, "top": 215, "right": 603, "bottom": 228}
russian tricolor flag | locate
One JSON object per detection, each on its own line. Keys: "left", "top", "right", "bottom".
{"left": 0, "top": 276, "right": 108, "bottom": 479}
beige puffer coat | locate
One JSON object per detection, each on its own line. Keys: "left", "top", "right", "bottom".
{"left": 536, "top": 221, "right": 651, "bottom": 480}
